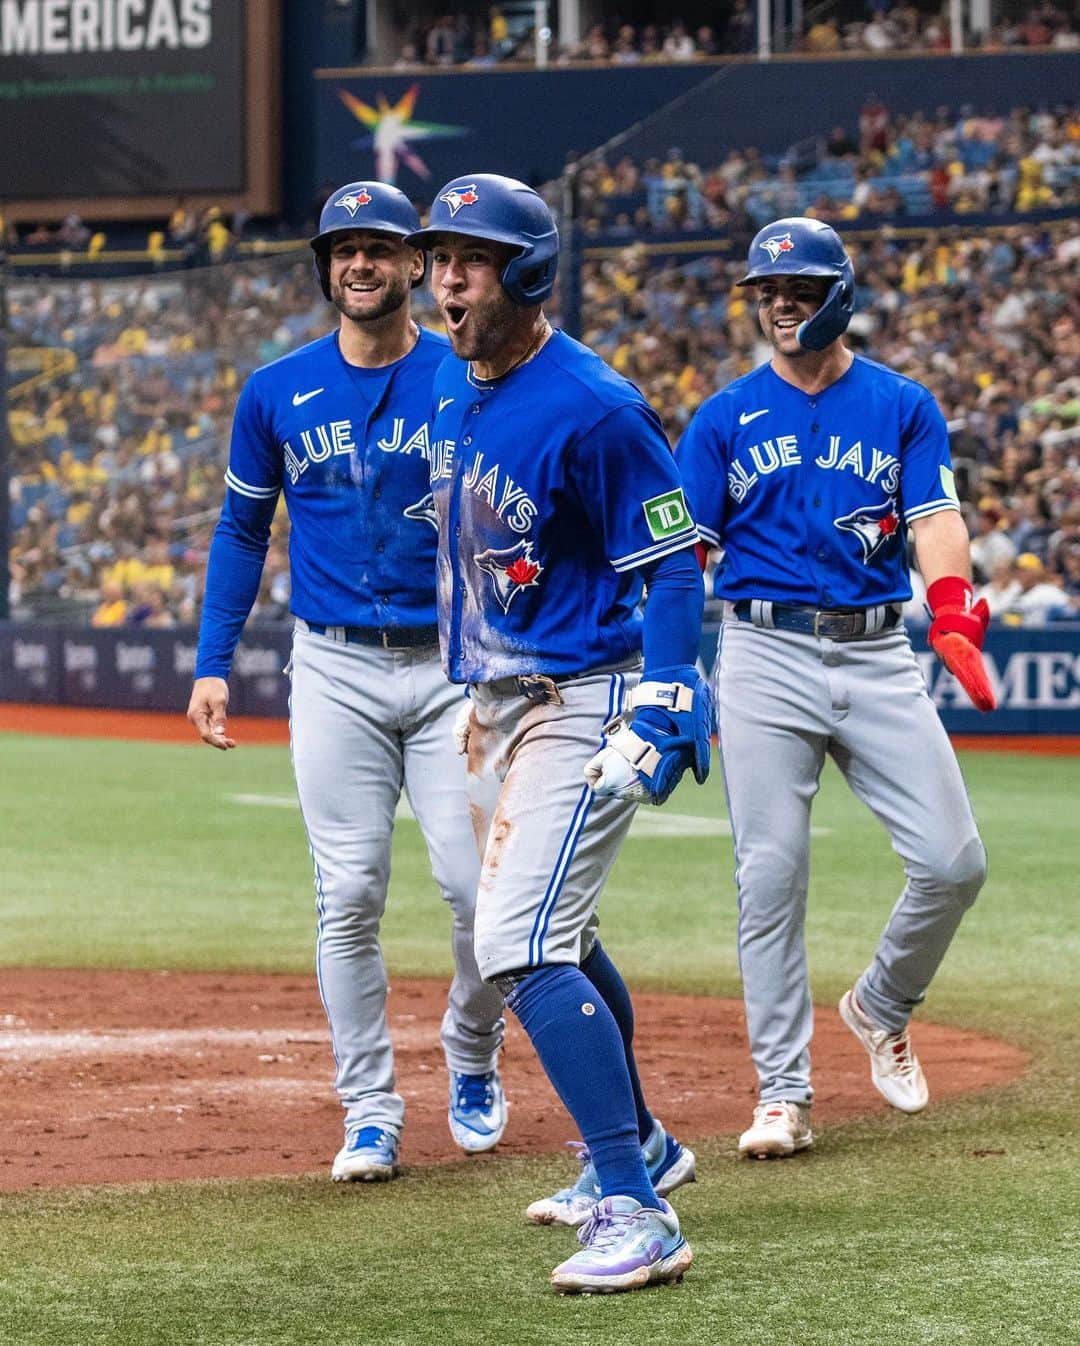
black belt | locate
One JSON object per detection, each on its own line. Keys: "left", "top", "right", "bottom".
{"left": 732, "top": 601, "right": 902, "bottom": 641}
{"left": 304, "top": 621, "right": 439, "bottom": 650}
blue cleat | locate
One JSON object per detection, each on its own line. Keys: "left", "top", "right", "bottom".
{"left": 331, "top": 1125, "right": 400, "bottom": 1182}
{"left": 448, "top": 1069, "right": 508, "bottom": 1153}
{"left": 550, "top": 1196, "right": 693, "bottom": 1294}
{"left": 526, "top": 1119, "right": 696, "bottom": 1226}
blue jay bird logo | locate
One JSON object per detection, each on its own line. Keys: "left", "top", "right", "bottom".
{"left": 403, "top": 493, "right": 438, "bottom": 530}
{"left": 440, "top": 184, "right": 480, "bottom": 216}
{"left": 474, "top": 540, "right": 543, "bottom": 612}
{"left": 834, "top": 500, "right": 901, "bottom": 562}
{"left": 759, "top": 233, "right": 795, "bottom": 263}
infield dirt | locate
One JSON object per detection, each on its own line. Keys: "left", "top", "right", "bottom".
{"left": 0, "top": 968, "right": 1026, "bottom": 1192}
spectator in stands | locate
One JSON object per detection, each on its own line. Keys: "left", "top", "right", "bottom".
{"left": 91, "top": 578, "right": 129, "bottom": 627}
{"left": 975, "top": 557, "right": 1022, "bottom": 619}
{"left": 663, "top": 19, "right": 696, "bottom": 59}
{"left": 725, "top": 0, "right": 756, "bottom": 53}
{"left": 970, "top": 500, "right": 1018, "bottom": 581}
{"left": 805, "top": 14, "right": 842, "bottom": 52}
{"left": 1004, "top": 553, "right": 1070, "bottom": 623}
{"left": 825, "top": 124, "right": 858, "bottom": 158}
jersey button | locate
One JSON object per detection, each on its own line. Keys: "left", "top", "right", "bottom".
{"left": 823, "top": 589, "right": 833, "bottom": 603}
{"left": 376, "top": 542, "right": 385, "bottom": 554}
{"left": 808, "top": 399, "right": 817, "bottom": 408}
{"left": 813, "top": 496, "right": 822, "bottom": 507}
{"left": 816, "top": 547, "right": 829, "bottom": 561}
{"left": 454, "top": 525, "right": 461, "bottom": 538}
{"left": 463, "top": 435, "right": 473, "bottom": 445}
{"left": 472, "top": 404, "right": 481, "bottom": 414}
{"left": 811, "top": 423, "right": 820, "bottom": 433}
{"left": 373, "top": 488, "right": 382, "bottom": 499}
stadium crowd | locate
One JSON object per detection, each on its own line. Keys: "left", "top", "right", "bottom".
{"left": 394, "top": 2, "right": 1079, "bottom": 66}
{"left": 566, "top": 103, "right": 1080, "bottom": 234}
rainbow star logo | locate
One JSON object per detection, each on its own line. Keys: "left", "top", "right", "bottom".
{"left": 337, "top": 84, "right": 469, "bottom": 183}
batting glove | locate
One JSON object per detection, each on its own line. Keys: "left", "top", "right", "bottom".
{"left": 585, "top": 665, "right": 714, "bottom": 806}
{"left": 927, "top": 577, "right": 996, "bottom": 713}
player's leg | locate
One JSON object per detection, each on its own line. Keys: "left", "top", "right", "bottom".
{"left": 715, "top": 619, "right": 829, "bottom": 1156}
{"left": 401, "top": 655, "right": 506, "bottom": 1152}
{"left": 829, "top": 629, "right": 986, "bottom": 1109}
{"left": 469, "top": 671, "right": 692, "bottom": 1290}
{"left": 522, "top": 936, "right": 696, "bottom": 1226}
{"left": 289, "top": 628, "right": 405, "bottom": 1177}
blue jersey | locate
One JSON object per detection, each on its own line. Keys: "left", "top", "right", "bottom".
{"left": 675, "top": 354, "right": 960, "bottom": 609}
{"left": 195, "top": 327, "right": 447, "bottom": 678}
{"left": 429, "top": 330, "right": 699, "bottom": 683}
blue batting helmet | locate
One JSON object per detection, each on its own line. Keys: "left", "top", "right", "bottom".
{"left": 738, "top": 217, "right": 855, "bottom": 351}
{"left": 405, "top": 174, "right": 559, "bottom": 306}
{"left": 310, "top": 181, "right": 423, "bottom": 299}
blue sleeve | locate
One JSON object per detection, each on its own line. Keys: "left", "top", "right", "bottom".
{"left": 674, "top": 401, "right": 728, "bottom": 549}
{"left": 571, "top": 402, "right": 699, "bottom": 572}
{"left": 638, "top": 546, "right": 704, "bottom": 670}
{"left": 194, "top": 377, "right": 281, "bottom": 680}
{"left": 899, "top": 387, "right": 961, "bottom": 525}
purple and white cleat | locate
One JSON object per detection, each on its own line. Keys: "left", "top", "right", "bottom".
{"left": 549, "top": 1195, "right": 693, "bottom": 1294}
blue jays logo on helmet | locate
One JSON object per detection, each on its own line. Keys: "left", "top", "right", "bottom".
{"left": 738, "top": 216, "right": 855, "bottom": 352}
{"left": 439, "top": 184, "right": 480, "bottom": 216}
{"left": 474, "top": 540, "right": 544, "bottom": 612}
{"left": 406, "top": 173, "right": 559, "bottom": 306}
{"left": 333, "top": 187, "right": 374, "bottom": 216}
{"left": 834, "top": 500, "right": 901, "bottom": 563}
{"left": 759, "top": 232, "right": 795, "bottom": 263}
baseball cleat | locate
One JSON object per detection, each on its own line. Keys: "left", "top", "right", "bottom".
{"left": 739, "top": 1101, "right": 813, "bottom": 1159}
{"left": 526, "top": 1120, "right": 696, "bottom": 1226}
{"left": 331, "top": 1125, "right": 400, "bottom": 1182}
{"left": 448, "top": 1069, "right": 508, "bottom": 1153}
{"left": 839, "top": 989, "right": 929, "bottom": 1114}
{"left": 550, "top": 1196, "right": 693, "bottom": 1295}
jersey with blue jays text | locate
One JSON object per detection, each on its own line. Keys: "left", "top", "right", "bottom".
{"left": 195, "top": 328, "right": 448, "bottom": 677}
{"left": 675, "top": 354, "right": 959, "bottom": 608}
{"left": 429, "top": 330, "right": 698, "bottom": 683}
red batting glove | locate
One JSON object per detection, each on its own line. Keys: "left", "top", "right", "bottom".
{"left": 926, "top": 576, "right": 996, "bottom": 713}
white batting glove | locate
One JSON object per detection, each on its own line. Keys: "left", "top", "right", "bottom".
{"left": 452, "top": 699, "right": 473, "bottom": 755}
{"left": 584, "top": 745, "right": 649, "bottom": 802}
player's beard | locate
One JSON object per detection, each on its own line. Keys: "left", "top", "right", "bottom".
{"left": 444, "top": 288, "right": 521, "bottom": 363}
{"left": 331, "top": 271, "right": 410, "bottom": 326}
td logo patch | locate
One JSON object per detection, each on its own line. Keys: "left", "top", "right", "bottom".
{"left": 643, "top": 488, "right": 691, "bottom": 541}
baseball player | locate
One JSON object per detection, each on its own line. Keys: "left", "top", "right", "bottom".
{"left": 405, "top": 174, "right": 709, "bottom": 1294}
{"left": 676, "top": 217, "right": 993, "bottom": 1159}
{"left": 186, "top": 181, "right": 507, "bottom": 1183}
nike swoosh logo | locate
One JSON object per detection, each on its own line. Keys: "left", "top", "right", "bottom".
{"left": 739, "top": 409, "right": 769, "bottom": 426}
{"left": 438, "top": 396, "right": 455, "bottom": 413}
{"left": 292, "top": 388, "right": 324, "bottom": 407}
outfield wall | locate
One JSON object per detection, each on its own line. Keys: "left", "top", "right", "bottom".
{"left": 1, "top": 622, "right": 1078, "bottom": 735}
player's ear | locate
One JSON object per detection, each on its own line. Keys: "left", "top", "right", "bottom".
{"left": 410, "top": 247, "right": 426, "bottom": 290}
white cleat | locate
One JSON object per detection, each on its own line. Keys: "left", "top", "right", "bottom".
{"left": 839, "top": 989, "right": 929, "bottom": 1114}
{"left": 738, "top": 1101, "right": 813, "bottom": 1159}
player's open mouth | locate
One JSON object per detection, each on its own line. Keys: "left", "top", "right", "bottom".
{"left": 445, "top": 305, "right": 468, "bottom": 331}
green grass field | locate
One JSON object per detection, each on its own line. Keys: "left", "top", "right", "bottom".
{"left": 1, "top": 731, "right": 1077, "bottom": 1345}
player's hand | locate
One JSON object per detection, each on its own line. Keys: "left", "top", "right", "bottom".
{"left": 187, "top": 676, "right": 236, "bottom": 749}
{"left": 584, "top": 666, "right": 714, "bottom": 806}
{"left": 927, "top": 577, "right": 996, "bottom": 713}
{"left": 584, "top": 745, "right": 649, "bottom": 801}
{"left": 452, "top": 698, "right": 473, "bottom": 755}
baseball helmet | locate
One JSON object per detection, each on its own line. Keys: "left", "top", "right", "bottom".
{"left": 309, "top": 181, "right": 423, "bottom": 299}
{"left": 737, "top": 217, "right": 855, "bottom": 351}
{"left": 405, "top": 174, "right": 559, "bottom": 306}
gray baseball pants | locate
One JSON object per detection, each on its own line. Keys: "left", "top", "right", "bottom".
{"left": 290, "top": 623, "right": 505, "bottom": 1135}
{"left": 714, "top": 610, "right": 986, "bottom": 1106}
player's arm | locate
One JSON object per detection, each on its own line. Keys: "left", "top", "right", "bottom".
{"left": 902, "top": 391, "right": 995, "bottom": 713}
{"left": 188, "top": 379, "right": 282, "bottom": 749}
{"left": 570, "top": 402, "right": 712, "bottom": 804}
